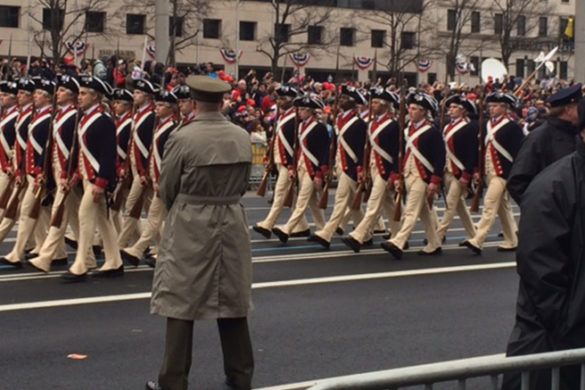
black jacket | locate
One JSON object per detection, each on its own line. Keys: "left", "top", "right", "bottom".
{"left": 483, "top": 117, "right": 524, "bottom": 180}
{"left": 507, "top": 117, "right": 578, "bottom": 204}
{"left": 502, "top": 140, "right": 585, "bottom": 390}
{"left": 337, "top": 114, "right": 367, "bottom": 181}
{"left": 370, "top": 115, "right": 400, "bottom": 181}
{"left": 443, "top": 118, "right": 478, "bottom": 180}
{"left": 400, "top": 120, "right": 445, "bottom": 184}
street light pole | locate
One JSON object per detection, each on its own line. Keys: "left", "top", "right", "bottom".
{"left": 155, "top": 0, "right": 170, "bottom": 66}
{"left": 575, "top": 0, "right": 585, "bottom": 82}
{"left": 235, "top": 0, "right": 240, "bottom": 79}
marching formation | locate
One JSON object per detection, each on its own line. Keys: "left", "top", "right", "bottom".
{"left": 254, "top": 80, "right": 584, "bottom": 260}
{"left": 0, "top": 73, "right": 195, "bottom": 281}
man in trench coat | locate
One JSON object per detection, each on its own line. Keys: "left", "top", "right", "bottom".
{"left": 147, "top": 75, "right": 254, "bottom": 390}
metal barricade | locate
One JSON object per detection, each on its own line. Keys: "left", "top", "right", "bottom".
{"left": 306, "top": 349, "right": 585, "bottom": 390}
{"left": 250, "top": 141, "right": 268, "bottom": 189}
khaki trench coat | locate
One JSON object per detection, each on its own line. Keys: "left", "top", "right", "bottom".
{"left": 151, "top": 111, "right": 253, "bottom": 320}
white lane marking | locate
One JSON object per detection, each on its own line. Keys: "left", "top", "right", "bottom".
{"left": 0, "top": 262, "right": 515, "bottom": 312}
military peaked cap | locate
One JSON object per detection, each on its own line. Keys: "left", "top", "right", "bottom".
{"left": 186, "top": 75, "right": 231, "bottom": 102}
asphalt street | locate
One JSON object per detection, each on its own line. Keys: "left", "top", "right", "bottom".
{"left": 0, "top": 191, "right": 521, "bottom": 390}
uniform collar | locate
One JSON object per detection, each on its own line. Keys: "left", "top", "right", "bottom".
{"left": 413, "top": 118, "right": 426, "bottom": 129}
{"left": 84, "top": 103, "right": 101, "bottom": 117}
{"left": 3, "top": 105, "right": 17, "bottom": 116}
{"left": 36, "top": 104, "right": 52, "bottom": 115}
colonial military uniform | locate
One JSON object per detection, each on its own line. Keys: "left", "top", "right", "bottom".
{"left": 312, "top": 86, "right": 367, "bottom": 249}
{"left": 63, "top": 76, "right": 123, "bottom": 281}
{"left": 148, "top": 75, "right": 254, "bottom": 390}
{"left": 253, "top": 86, "right": 311, "bottom": 238}
{"left": 110, "top": 88, "right": 134, "bottom": 234}
{"left": 121, "top": 90, "right": 179, "bottom": 265}
{"left": 343, "top": 88, "right": 401, "bottom": 252}
{"left": 272, "top": 94, "right": 329, "bottom": 244}
{"left": 1, "top": 79, "right": 55, "bottom": 266}
{"left": 0, "top": 79, "right": 35, "bottom": 244}
{"left": 0, "top": 81, "right": 19, "bottom": 219}
{"left": 507, "top": 83, "right": 582, "bottom": 205}
{"left": 117, "top": 79, "right": 157, "bottom": 247}
{"left": 172, "top": 85, "right": 197, "bottom": 126}
{"left": 435, "top": 95, "right": 478, "bottom": 243}
{"left": 29, "top": 75, "right": 83, "bottom": 272}
{"left": 463, "top": 92, "right": 524, "bottom": 254}
{"left": 382, "top": 92, "right": 445, "bottom": 260}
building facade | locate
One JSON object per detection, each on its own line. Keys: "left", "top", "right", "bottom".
{"left": 0, "top": 0, "right": 577, "bottom": 85}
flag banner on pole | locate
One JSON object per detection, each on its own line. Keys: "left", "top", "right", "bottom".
{"left": 146, "top": 45, "right": 156, "bottom": 59}
{"left": 289, "top": 52, "right": 310, "bottom": 68}
{"left": 354, "top": 56, "right": 373, "bottom": 70}
{"left": 220, "top": 48, "right": 243, "bottom": 64}
{"left": 417, "top": 58, "right": 432, "bottom": 73}
{"left": 65, "top": 41, "right": 88, "bottom": 57}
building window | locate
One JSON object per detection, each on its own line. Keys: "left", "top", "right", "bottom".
{"left": 494, "top": 13, "right": 503, "bottom": 35}
{"left": 560, "top": 61, "right": 567, "bottom": 80}
{"left": 516, "top": 58, "right": 525, "bottom": 78}
{"left": 275, "top": 23, "right": 290, "bottom": 43}
{"left": 471, "top": 11, "right": 480, "bottom": 33}
{"left": 470, "top": 56, "right": 479, "bottom": 76}
{"left": 340, "top": 27, "right": 355, "bottom": 46}
{"left": 203, "top": 19, "right": 220, "bottom": 39}
{"left": 126, "top": 14, "right": 145, "bottom": 35}
{"left": 169, "top": 16, "right": 184, "bottom": 37}
{"left": 538, "top": 17, "right": 547, "bottom": 37}
{"left": 85, "top": 11, "right": 105, "bottom": 33}
{"left": 42, "top": 8, "right": 64, "bottom": 31}
{"left": 447, "top": 9, "right": 456, "bottom": 31}
{"left": 400, "top": 32, "right": 415, "bottom": 50}
{"left": 371, "top": 29, "right": 385, "bottom": 48}
{"left": 0, "top": 6, "right": 19, "bottom": 28}
{"left": 559, "top": 17, "right": 568, "bottom": 37}
{"left": 517, "top": 15, "right": 526, "bottom": 36}
{"left": 240, "top": 21, "right": 256, "bottom": 41}
{"left": 527, "top": 59, "right": 535, "bottom": 75}
{"left": 308, "top": 25, "right": 323, "bottom": 45}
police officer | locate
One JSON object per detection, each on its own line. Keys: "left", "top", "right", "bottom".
{"left": 272, "top": 94, "right": 329, "bottom": 244}
{"left": 29, "top": 75, "right": 83, "bottom": 272}
{"left": 147, "top": 75, "right": 254, "bottom": 390}
{"left": 462, "top": 92, "right": 524, "bottom": 255}
{"left": 342, "top": 87, "right": 401, "bottom": 252}
{"left": 117, "top": 79, "right": 157, "bottom": 248}
{"left": 253, "top": 86, "right": 311, "bottom": 239}
{"left": 61, "top": 75, "right": 122, "bottom": 281}
{"left": 0, "top": 78, "right": 54, "bottom": 267}
{"left": 435, "top": 94, "right": 478, "bottom": 244}
{"left": 507, "top": 83, "right": 582, "bottom": 204}
{"left": 121, "top": 90, "right": 178, "bottom": 266}
{"left": 381, "top": 92, "right": 445, "bottom": 260}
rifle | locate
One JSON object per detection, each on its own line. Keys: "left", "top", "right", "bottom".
{"left": 4, "top": 179, "right": 25, "bottom": 219}
{"left": 29, "top": 85, "right": 58, "bottom": 219}
{"left": 470, "top": 88, "right": 486, "bottom": 213}
{"left": 351, "top": 93, "right": 374, "bottom": 210}
{"left": 393, "top": 82, "right": 407, "bottom": 222}
{"left": 50, "top": 108, "right": 82, "bottom": 227}
{"left": 111, "top": 111, "right": 135, "bottom": 211}
{"left": 256, "top": 122, "right": 276, "bottom": 197}
{"left": 282, "top": 109, "right": 299, "bottom": 208}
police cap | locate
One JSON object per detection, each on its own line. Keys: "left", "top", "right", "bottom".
{"left": 545, "top": 83, "right": 582, "bottom": 108}
{"left": 186, "top": 75, "right": 231, "bottom": 103}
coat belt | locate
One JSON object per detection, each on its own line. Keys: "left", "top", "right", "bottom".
{"left": 176, "top": 193, "right": 240, "bottom": 205}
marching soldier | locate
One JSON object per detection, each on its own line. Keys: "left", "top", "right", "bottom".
{"left": 272, "top": 94, "right": 328, "bottom": 243}
{"left": 342, "top": 87, "right": 401, "bottom": 252}
{"left": 0, "top": 78, "right": 35, "bottom": 244}
{"left": 253, "top": 86, "right": 311, "bottom": 239}
{"left": 310, "top": 85, "right": 367, "bottom": 249}
{"left": 381, "top": 92, "right": 445, "bottom": 260}
{"left": 0, "top": 78, "right": 55, "bottom": 267}
{"left": 28, "top": 75, "right": 84, "bottom": 272}
{"left": 121, "top": 90, "right": 179, "bottom": 266}
{"left": 0, "top": 81, "right": 19, "bottom": 219}
{"left": 173, "top": 84, "right": 197, "bottom": 125}
{"left": 462, "top": 92, "right": 524, "bottom": 255}
{"left": 110, "top": 88, "right": 134, "bottom": 233}
{"left": 117, "top": 79, "right": 157, "bottom": 248}
{"left": 435, "top": 94, "right": 478, "bottom": 244}
{"left": 62, "top": 75, "right": 123, "bottom": 282}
